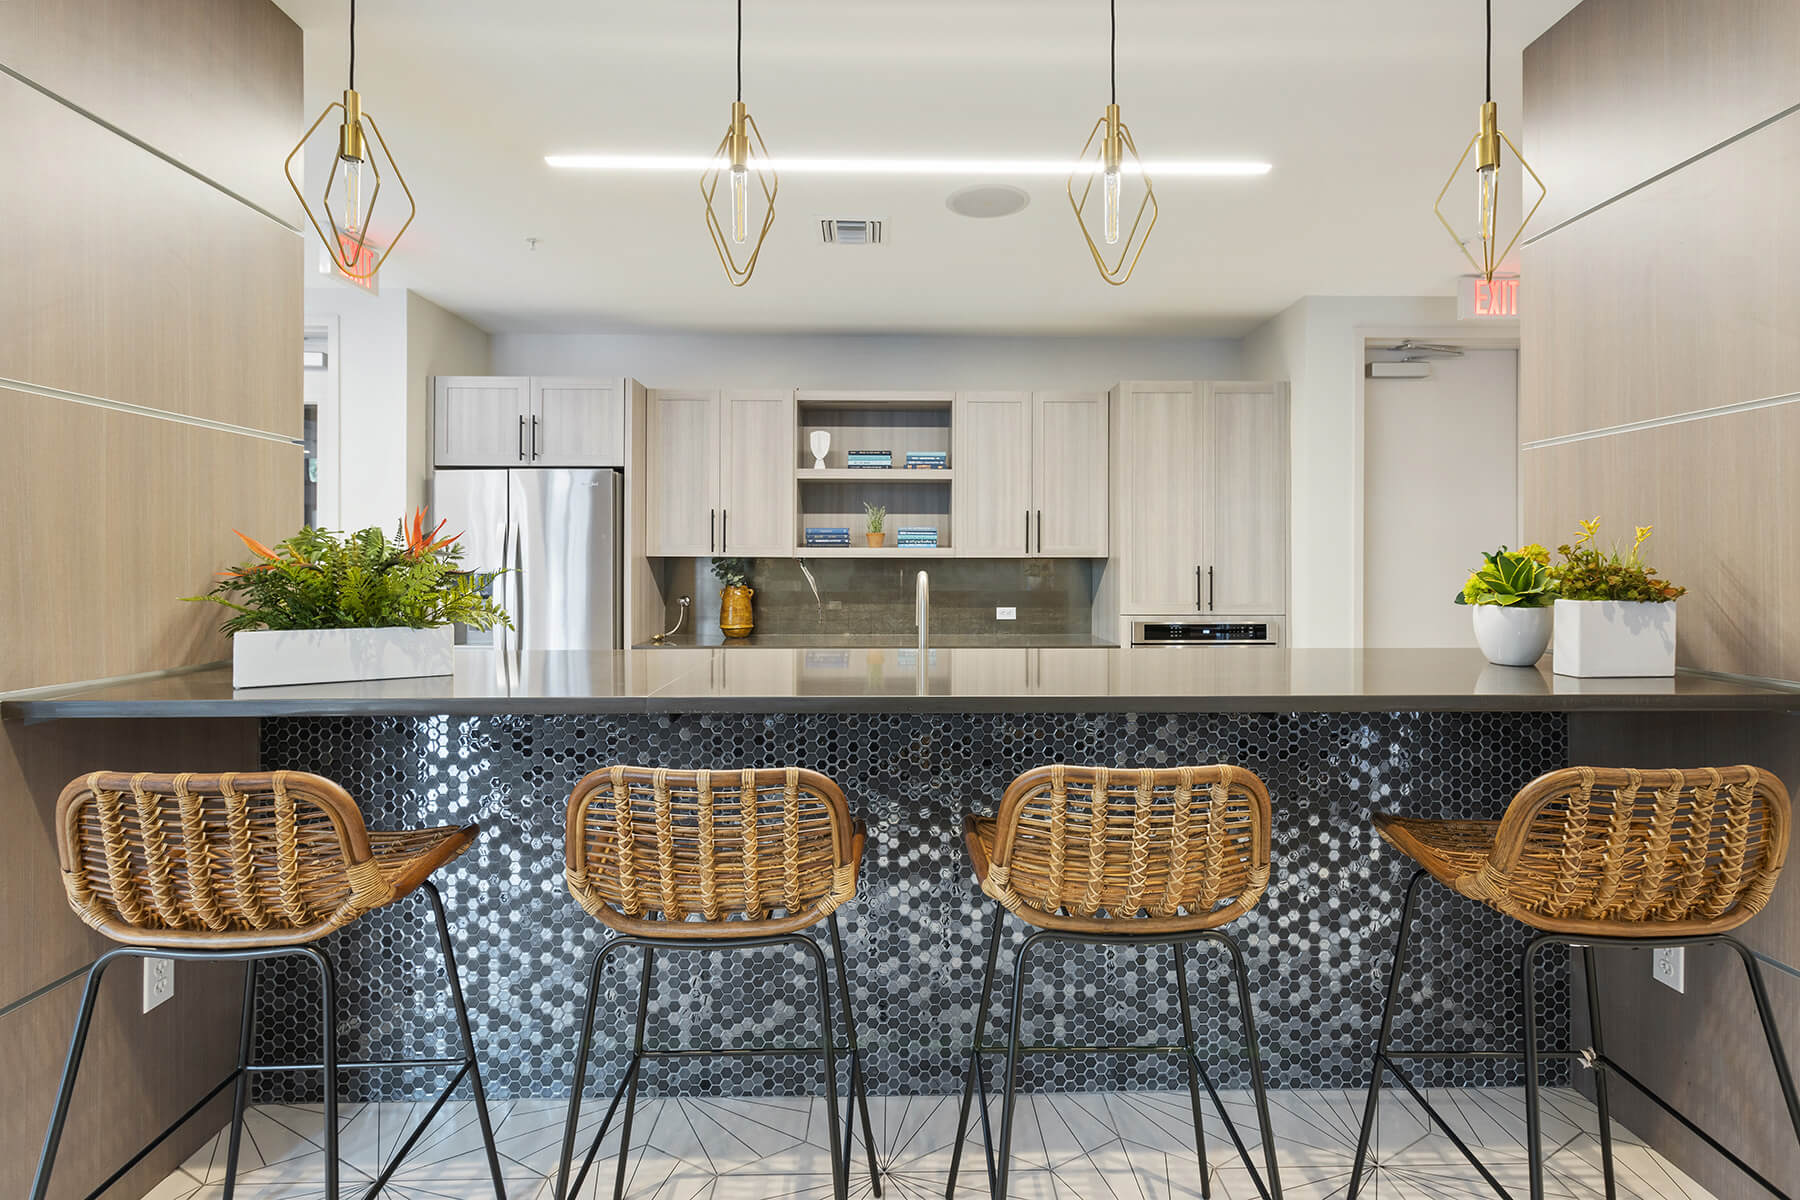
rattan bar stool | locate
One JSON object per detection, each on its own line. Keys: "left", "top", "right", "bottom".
{"left": 945, "top": 764, "right": 1286, "bottom": 1200}
{"left": 555, "top": 766, "right": 880, "bottom": 1200}
{"left": 1348, "top": 765, "right": 1799, "bottom": 1200}
{"left": 31, "top": 770, "right": 506, "bottom": 1200}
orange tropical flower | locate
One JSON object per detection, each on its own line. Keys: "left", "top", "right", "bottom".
{"left": 402, "top": 507, "right": 460, "bottom": 557}
{"left": 234, "top": 529, "right": 280, "bottom": 560}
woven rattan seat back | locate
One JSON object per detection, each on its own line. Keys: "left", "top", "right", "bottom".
{"left": 564, "top": 765, "right": 862, "bottom": 938}
{"left": 1390, "top": 765, "right": 1790, "bottom": 936}
{"left": 978, "top": 764, "right": 1272, "bottom": 933}
{"left": 56, "top": 770, "right": 402, "bottom": 948}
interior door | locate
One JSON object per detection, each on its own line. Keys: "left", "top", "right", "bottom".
{"left": 952, "top": 391, "right": 1032, "bottom": 557}
{"left": 530, "top": 377, "right": 625, "bottom": 467}
{"left": 720, "top": 389, "right": 796, "bottom": 556}
{"left": 510, "top": 469, "right": 620, "bottom": 650}
{"left": 645, "top": 389, "right": 721, "bottom": 555}
{"left": 1031, "top": 391, "right": 1108, "bottom": 556}
{"left": 1206, "top": 383, "right": 1289, "bottom": 615}
{"left": 434, "top": 376, "right": 529, "bottom": 466}
{"left": 1116, "top": 383, "right": 1206, "bottom": 612}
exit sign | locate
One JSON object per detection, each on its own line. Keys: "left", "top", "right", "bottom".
{"left": 1459, "top": 274, "right": 1519, "bottom": 319}
{"left": 318, "top": 234, "right": 381, "bottom": 294}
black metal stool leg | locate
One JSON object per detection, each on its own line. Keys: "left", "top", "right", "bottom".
{"left": 302, "top": 945, "right": 341, "bottom": 1200}
{"left": 1172, "top": 942, "right": 1212, "bottom": 1199}
{"left": 556, "top": 936, "right": 635, "bottom": 1200}
{"left": 1348, "top": 869, "right": 1427, "bottom": 1200}
{"left": 993, "top": 930, "right": 1049, "bottom": 1200}
{"left": 1218, "top": 932, "right": 1283, "bottom": 1200}
{"left": 611, "top": 945, "right": 656, "bottom": 1200}
{"left": 1725, "top": 936, "right": 1800, "bottom": 1148}
{"left": 422, "top": 880, "right": 509, "bottom": 1199}
{"left": 222, "top": 960, "right": 259, "bottom": 1200}
{"left": 29, "top": 949, "right": 122, "bottom": 1200}
{"left": 946, "top": 905, "right": 1005, "bottom": 1200}
{"left": 828, "top": 913, "right": 882, "bottom": 1196}
{"left": 1581, "top": 947, "right": 1618, "bottom": 1200}
{"left": 794, "top": 934, "right": 848, "bottom": 1200}
{"left": 1522, "top": 937, "right": 1549, "bottom": 1200}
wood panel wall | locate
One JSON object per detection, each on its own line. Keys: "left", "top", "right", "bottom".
{"left": 1523, "top": 2, "right": 1800, "bottom": 1192}
{"left": 0, "top": 2, "right": 301, "bottom": 1195}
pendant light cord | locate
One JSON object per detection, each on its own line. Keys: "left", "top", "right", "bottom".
{"left": 1109, "top": 0, "right": 1117, "bottom": 105}
{"left": 1484, "top": 0, "right": 1491, "bottom": 103}
{"left": 348, "top": 0, "right": 356, "bottom": 90}
{"left": 737, "top": 0, "right": 743, "bottom": 102}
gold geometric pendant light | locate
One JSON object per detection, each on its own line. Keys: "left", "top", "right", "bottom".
{"left": 286, "top": 0, "right": 415, "bottom": 280}
{"left": 1435, "top": 0, "right": 1544, "bottom": 282}
{"left": 1068, "top": 0, "right": 1156, "bottom": 286}
{"left": 701, "top": 0, "right": 777, "bottom": 286}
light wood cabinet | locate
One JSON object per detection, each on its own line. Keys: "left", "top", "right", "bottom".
{"left": 952, "top": 391, "right": 1032, "bottom": 556}
{"left": 952, "top": 389, "right": 1109, "bottom": 558}
{"left": 433, "top": 375, "right": 624, "bottom": 466}
{"left": 645, "top": 388, "right": 795, "bottom": 557}
{"left": 433, "top": 376, "right": 529, "bottom": 466}
{"left": 1114, "top": 381, "right": 1288, "bottom": 617}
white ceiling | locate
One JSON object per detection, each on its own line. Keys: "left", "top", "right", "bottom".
{"left": 277, "top": 0, "right": 1580, "bottom": 336}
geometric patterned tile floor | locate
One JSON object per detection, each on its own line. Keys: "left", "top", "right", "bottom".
{"left": 140, "top": 1088, "right": 1717, "bottom": 1200}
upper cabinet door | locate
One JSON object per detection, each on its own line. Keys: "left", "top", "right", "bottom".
{"left": 720, "top": 389, "right": 796, "bottom": 557}
{"left": 1116, "top": 382, "right": 1207, "bottom": 613}
{"left": 434, "top": 376, "right": 530, "bottom": 466}
{"left": 645, "top": 389, "right": 722, "bottom": 556}
{"left": 529, "top": 377, "right": 624, "bottom": 466}
{"left": 952, "top": 391, "right": 1033, "bottom": 557}
{"left": 1031, "top": 391, "right": 1108, "bottom": 556}
{"left": 1205, "top": 383, "right": 1289, "bottom": 614}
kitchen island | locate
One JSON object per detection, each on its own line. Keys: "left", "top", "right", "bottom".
{"left": 10, "top": 649, "right": 1795, "bottom": 1104}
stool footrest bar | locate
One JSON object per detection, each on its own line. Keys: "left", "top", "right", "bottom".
{"left": 80, "top": 1070, "right": 242, "bottom": 1200}
{"left": 1597, "top": 1056, "right": 1790, "bottom": 1197}
{"left": 1380, "top": 1057, "right": 1516, "bottom": 1200}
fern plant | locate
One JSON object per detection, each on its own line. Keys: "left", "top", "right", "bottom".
{"left": 187, "top": 510, "right": 511, "bottom": 634}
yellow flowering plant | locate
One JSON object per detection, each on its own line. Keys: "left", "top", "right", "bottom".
{"left": 1454, "top": 543, "right": 1556, "bottom": 607}
{"left": 1550, "top": 519, "right": 1686, "bottom": 602}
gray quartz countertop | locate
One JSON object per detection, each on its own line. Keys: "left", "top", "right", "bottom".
{"left": 633, "top": 632, "right": 1118, "bottom": 649}
{"left": 5, "top": 647, "right": 1795, "bottom": 720}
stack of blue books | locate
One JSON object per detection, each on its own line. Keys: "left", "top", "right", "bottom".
{"left": 904, "top": 451, "right": 948, "bottom": 470}
{"left": 847, "top": 449, "right": 892, "bottom": 469}
{"left": 896, "top": 526, "right": 939, "bottom": 548}
{"left": 804, "top": 526, "right": 851, "bottom": 547}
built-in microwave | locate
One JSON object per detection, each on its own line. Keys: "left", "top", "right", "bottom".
{"left": 1131, "top": 618, "right": 1284, "bottom": 646}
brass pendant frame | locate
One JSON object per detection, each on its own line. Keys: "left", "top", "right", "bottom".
{"left": 700, "top": 108, "right": 778, "bottom": 287}
{"left": 1068, "top": 108, "right": 1157, "bottom": 286}
{"left": 1434, "top": 103, "right": 1545, "bottom": 283}
{"left": 285, "top": 93, "right": 416, "bottom": 281}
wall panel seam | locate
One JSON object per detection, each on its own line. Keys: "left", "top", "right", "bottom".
{"left": 0, "top": 60, "right": 302, "bottom": 237}
{"left": 1524, "top": 98, "right": 1800, "bottom": 248}
{"left": 1520, "top": 389, "right": 1800, "bottom": 451}
{"left": 0, "top": 960, "right": 90, "bottom": 1021}
{"left": 1, "top": 378, "right": 304, "bottom": 447}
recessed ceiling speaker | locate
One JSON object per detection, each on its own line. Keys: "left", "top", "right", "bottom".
{"left": 946, "top": 184, "right": 1031, "bottom": 219}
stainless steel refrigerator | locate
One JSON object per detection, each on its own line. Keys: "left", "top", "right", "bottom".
{"left": 431, "top": 467, "right": 622, "bottom": 651}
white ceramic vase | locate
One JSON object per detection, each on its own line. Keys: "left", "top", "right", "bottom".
{"left": 809, "top": 430, "right": 831, "bottom": 469}
{"left": 1552, "top": 598, "right": 1677, "bottom": 677}
{"left": 1471, "top": 604, "right": 1553, "bottom": 667}
{"left": 232, "top": 626, "right": 455, "bottom": 688}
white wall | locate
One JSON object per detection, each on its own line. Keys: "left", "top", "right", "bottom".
{"left": 1242, "top": 296, "right": 1471, "bottom": 647}
{"left": 490, "top": 332, "right": 1242, "bottom": 391}
{"left": 303, "top": 287, "right": 490, "bottom": 532}
{"left": 1363, "top": 349, "right": 1520, "bottom": 648}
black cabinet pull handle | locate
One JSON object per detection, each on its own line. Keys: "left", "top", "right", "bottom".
{"left": 721, "top": 509, "right": 728, "bottom": 552}
{"left": 1208, "top": 566, "right": 1215, "bottom": 611}
{"left": 1196, "top": 566, "right": 1203, "bottom": 612}
{"left": 518, "top": 415, "right": 526, "bottom": 461}
{"left": 1025, "top": 511, "right": 1031, "bottom": 554}
{"left": 1036, "top": 509, "right": 1043, "bottom": 554}
{"left": 531, "top": 415, "right": 540, "bottom": 459}
{"left": 710, "top": 509, "right": 716, "bottom": 553}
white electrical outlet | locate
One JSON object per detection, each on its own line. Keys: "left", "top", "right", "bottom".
{"left": 1652, "top": 947, "right": 1685, "bottom": 993}
{"left": 996, "top": 607, "right": 1017, "bottom": 621}
{"left": 143, "top": 957, "right": 175, "bottom": 1013}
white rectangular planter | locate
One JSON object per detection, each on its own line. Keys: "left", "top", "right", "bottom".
{"left": 232, "top": 626, "right": 455, "bottom": 688}
{"left": 1552, "top": 599, "right": 1677, "bottom": 678}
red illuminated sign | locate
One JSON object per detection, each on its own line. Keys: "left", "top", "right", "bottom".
{"left": 1458, "top": 274, "right": 1519, "bottom": 320}
{"left": 318, "top": 233, "right": 381, "bottom": 294}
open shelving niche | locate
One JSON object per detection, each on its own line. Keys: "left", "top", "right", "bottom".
{"left": 794, "top": 391, "right": 954, "bottom": 556}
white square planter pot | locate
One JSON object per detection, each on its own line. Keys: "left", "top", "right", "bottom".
{"left": 232, "top": 626, "right": 455, "bottom": 688}
{"left": 1552, "top": 599, "right": 1677, "bottom": 678}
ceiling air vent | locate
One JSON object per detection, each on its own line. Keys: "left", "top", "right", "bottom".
{"left": 820, "top": 218, "right": 884, "bottom": 246}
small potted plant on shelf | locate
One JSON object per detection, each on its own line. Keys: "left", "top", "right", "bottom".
{"left": 1549, "top": 518, "right": 1686, "bottom": 677}
{"left": 188, "top": 510, "right": 509, "bottom": 688}
{"left": 1454, "top": 543, "right": 1556, "bottom": 666}
{"left": 863, "top": 502, "right": 887, "bottom": 548}
{"left": 713, "top": 556, "right": 755, "bottom": 638}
